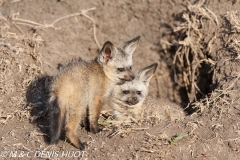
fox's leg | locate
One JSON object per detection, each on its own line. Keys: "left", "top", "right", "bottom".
{"left": 80, "top": 108, "right": 90, "bottom": 131}
{"left": 65, "top": 111, "right": 85, "bottom": 150}
{"left": 89, "top": 96, "right": 102, "bottom": 133}
{"left": 49, "top": 97, "right": 65, "bottom": 144}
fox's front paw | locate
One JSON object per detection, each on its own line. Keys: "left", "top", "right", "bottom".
{"left": 90, "top": 124, "right": 99, "bottom": 134}
{"left": 75, "top": 141, "right": 86, "bottom": 150}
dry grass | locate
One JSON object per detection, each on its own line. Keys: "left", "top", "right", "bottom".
{"left": 190, "top": 10, "right": 240, "bottom": 114}
{"left": 170, "top": 5, "right": 240, "bottom": 146}
{"left": 173, "top": 0, "right": 218, "bottom": 102}
{"left": 227, "top": 11, "right": 240, "bottom": 33}
{"left": 0, "top": 14, "right": 43, "bottom": 122}
{"left": 192, "top": 73, "right": 240, "bottom": 113}
{"left": 226, "top": 11, "right": 240, "bottom": 59}
{"left": 99, "top": 104, "right": 184, "bottom": 139}
{"left": 98, "top": 110, "right": 148, "bottom": 138}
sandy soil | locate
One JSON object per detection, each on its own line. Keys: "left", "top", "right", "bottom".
{"left": 0, "top": 0, "right": 240, "bottom": 159}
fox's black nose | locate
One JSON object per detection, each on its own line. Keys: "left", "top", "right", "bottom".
{"left": 133, "top": 97, "right": 137, "bottom": 101}
{"left": 123, "top": 75, "right": 135, "bottom": 81}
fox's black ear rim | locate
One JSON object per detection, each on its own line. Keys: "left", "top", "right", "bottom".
{"left": 142, "top": 62, "right": 158, "bottom": 74}
{"left": 139, "top": 62, "right": 158, "bottom": 83}
{"left": 146, "top": 63, "right": 158, "bottom": 72}
{"left": 123, "top": 36, "right": 141, "bottom": 55}
{"left": 124, "top": 36, "right": 141, "bottom": 47}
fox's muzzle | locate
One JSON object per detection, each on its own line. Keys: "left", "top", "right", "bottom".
{"left": 123, "top": 74, "right": 135, "bottom": 81}
{"left": 123, "top": 69, "right": 135, "bottom": 81}
{"left": 126, "top": 96, "right": 139, "bottom": 105}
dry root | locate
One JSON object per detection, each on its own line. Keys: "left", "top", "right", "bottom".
{"left": 173, "top": 0, "right": 218, "bottom": 102}
{"left": 226, "top": 11, "right": 240, "bottom": 59}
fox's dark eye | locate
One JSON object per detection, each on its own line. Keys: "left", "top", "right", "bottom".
{"left": 117, "top": 68, "right": 124, "bottom": 72}
{"left": 130, "top": 66, "right": 132, "bottom": 70}
{"left": 123, "top": 90, "right": 129, "bottom": 94}
{"left": 136, "top": 91, "right": 141, "bottom": 95}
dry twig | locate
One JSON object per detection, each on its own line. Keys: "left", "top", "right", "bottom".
{"left": 9, "top": 7, "right": 100, "bottom": 49}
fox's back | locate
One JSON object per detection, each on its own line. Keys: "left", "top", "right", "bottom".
{"left": 50, "top": 59, "right": 107, "bottom": 104}
{"left": 143, "top": 96, "right": 185, "bottom": 121}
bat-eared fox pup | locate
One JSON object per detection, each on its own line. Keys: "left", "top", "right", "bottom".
{"left": 48, "top": 36, "right": 140, "bottom": 149}
{"left": 111, "top": 63, "right": 184, "bottom": 123}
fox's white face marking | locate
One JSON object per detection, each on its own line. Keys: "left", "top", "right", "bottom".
{"left": 113, "top": 77, "right": 148, "bottom": 107}
{"left": 112, "top": 63, "right": 158, "bottom": 107}
{"left": 98, "top": 36, "right": 140, "bottom": 83}
{"left": 104, "top": 48, "right": 133, "bottom": 83}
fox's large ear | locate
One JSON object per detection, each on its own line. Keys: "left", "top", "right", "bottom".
{"left": 139, "top": 63, "right": 158, "bottom": 85}
{"left": 99, "top": 41, "right": 115, "bottom": 63}
{"left": 123, "top": 36, "right": 140, "bottom": 55}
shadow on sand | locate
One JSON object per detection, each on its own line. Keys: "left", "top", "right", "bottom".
{"left": 26, "top": 75, "right": 53, "bottom": 143}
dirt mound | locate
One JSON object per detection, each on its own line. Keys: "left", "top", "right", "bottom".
{"left": 0, "top": 0, "right": 239, "bottom": 159}
{"left": 0, "top": 16, "right": 43, "bottom": 122}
